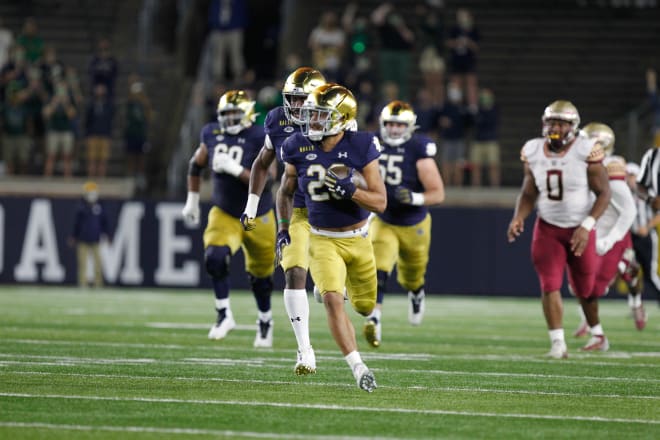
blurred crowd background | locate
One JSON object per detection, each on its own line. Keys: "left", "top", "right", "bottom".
{"left": 0, "top": 0, "right": 659, "bottom": 198}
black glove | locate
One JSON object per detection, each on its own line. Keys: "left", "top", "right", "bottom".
{"left": 275, "top": 229, "right": 291, "bottom": 267}
{"left": 394, "top": 186, "right": 413, "bottom": 204}
{"left": 240, "top": 213, "right": 256, "bottom": 231}
{"left": 324, "top": 169, "right": 356, "bottom": 199}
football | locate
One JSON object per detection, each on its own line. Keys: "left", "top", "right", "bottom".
{"left": 327, "top": 164, "right": 367, "bottom": 189}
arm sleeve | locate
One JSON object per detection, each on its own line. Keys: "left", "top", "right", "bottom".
{"left": 603, "top": 180, "right": 637, "bottom": 244}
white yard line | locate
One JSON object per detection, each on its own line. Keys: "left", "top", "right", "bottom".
{"left": 1, "top": 353, "right": 660, "bottom": 383}
{"left": 4, "top": 370, "right": 660, "bottom": 400}
{"left": 0, "top": 422, "right": 388, "bottom": 439}
{"left": 0, "top": 393, "right": 658, "bottom": 425}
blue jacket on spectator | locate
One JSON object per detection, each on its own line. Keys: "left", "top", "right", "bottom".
{"left": 72, "top": 199, "right": 108, "bottom": 244}
{"left": 208, "top": 0, "right": 247, "bottom": 31}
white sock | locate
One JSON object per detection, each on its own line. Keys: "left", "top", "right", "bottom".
{"left": 368, "top": 307, "right": 382, "bottom": 322}
{"left": 577, "top": 305, "right": 586, "bottom": 322}
{"left": 630, "top": 293, "right": 642, "bottom": 308}
{"left": 590, "top": 324, "right": 604, "bottom": 336}
{"left": 215, "top": 298, "right": 230, "bottom": 311}
{"left": 345, "top": 350, "right": 363, "bottom": 370}
{"left": 257, "top": 310, "right": 272, "bottom": 322}
{"left": 283, "top": 289, "right": 311, "bottom": 349}
{"left": 549, "top": 328, "right": 565, "bottom": 343}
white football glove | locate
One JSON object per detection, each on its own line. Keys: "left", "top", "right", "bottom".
{"left": 212, "top": 152, "right": 244, "bottom": 177}
{"left": 181, "top": 191, "right": 200, "bottom": 227}
{"left": 596, "top": 236, "right": 614, "bottom": 256}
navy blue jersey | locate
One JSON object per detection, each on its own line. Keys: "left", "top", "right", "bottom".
{"left": 282, "top": 131, "right": 380, "bottom": 229}
{"left": 201, "top": 122, "right": 273, "bottom": 218}
{"left": 72, "top": 200, "right": 108, "bottom": 243}
{"left": 377, "top": 133, "right": 437, "bottom": 226}
{"left": 264, "top": 106, "right": 307, "bottom": 208}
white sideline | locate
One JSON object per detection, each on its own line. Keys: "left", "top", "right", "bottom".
{"left": 0, "top": 422, "right": 369, "bottom": 439}
{"left": 1, "top": 393, "right": 658, "bottom": 425}
{"left": 6, "top": 370, "right": 660, "bottom": 400}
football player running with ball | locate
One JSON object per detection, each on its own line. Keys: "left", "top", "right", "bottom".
{"left": 278, "top": 83, "right": 386, "bottom": 391}
{"left": 182, "top": 90, "right": 277, "bottom": 348}
{"left": 364, "top": 100, "right": 445, "bottom": 348}
{"left": 240, "top": 67, "right": 325, "bottom": 375}
{"left": 507, "top": 100, "right": 611, "bottom": 359}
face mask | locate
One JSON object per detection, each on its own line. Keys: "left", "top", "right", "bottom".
{"left": 85, "top": 192, "right": 98, "bottom": 203}
{"left": 448, "top": 88, "right": 462, "bottom": 103}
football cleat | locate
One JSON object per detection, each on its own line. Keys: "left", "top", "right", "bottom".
{"left": 253, "top": 319, "right": 273, "bottom": 348}
{"left": 573, "top": 320, "right": 589, "bottom": 338}
{"left": 208, "top": 309, "right": 236, "bottom": 340}
{"left": 363, "top": 317, "right": 381, "bottom": 348}
{"left": 632, "top": 306, "right": 647, "bottom": 331}
{"left": 294, "top": 346, "right": 316, "bottom": 375}
{"left": 408, "top": 290, "right": 425, "bottom": 325}
{"left": 546, "top": 339, "right": 568, "bottom": 359}
{"left": 352, "top": 362, "right": 377, "bottom": 392}
{"left": 581, "top": 335, "right": 609, "bottom": 352}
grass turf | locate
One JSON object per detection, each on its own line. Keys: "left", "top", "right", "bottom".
{"left": 0, "top": 287, "right": 658, "bottom": 439}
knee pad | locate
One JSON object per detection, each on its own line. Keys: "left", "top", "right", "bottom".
{"left": 353, "top": 298, "right": 376, "bottom": 317}
{"left": 205, "top": 246, "right": 231, "bottom": 279}
{"left": 249, "top": 274, "right": 273, "bottom": 296}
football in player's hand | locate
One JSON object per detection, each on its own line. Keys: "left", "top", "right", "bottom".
{"left": 327, "top": 164, "right": 367, "bottom": 189}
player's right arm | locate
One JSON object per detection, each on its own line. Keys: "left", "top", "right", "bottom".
{"left": 507, "top": 162, "right": 539, "bottom": 242}
{"left": 274, "top": 163, "right": 297, "bottom": 265}
{"left": 181, "top": 143, "right": 209, "bottom": 227}
{"left": 242, "top": 139, "right": 277, "bottom": 230}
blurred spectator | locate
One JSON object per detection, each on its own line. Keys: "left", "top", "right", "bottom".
{"left": 438, "top": 79, "right": 469, "bottom": 186}
{"left": 308, "top": 11, "right": 345, "bottom": 82}
{"left": 0, "top": 17, "right": 14, "bottom": 68}
{"left": 371, "top": 2, "right": 415, "bottom": 101}
{"left": 416, "top": 1, "right": 446, "bottom": 106}
{"left": 64, "top": 66, "right": 85, "bottom": 141}
{"left": 207, "top": 0, "right": 247, "bottom": 84}
{"left": 254, "top": 84, "right": 280, "bottom": 126}
{"left": 42, "top": 79, "right": 77, "bottom": 177}
{"left": 355, "top": 78, "right": 378, "bottom": 131}
{"left": 16, "top": 17, "right": 44, "bottom": 63}
{"left": 647, "top": 68, "right": 660, "bottom": 147}
{"left": 469, "top": 88, "right": 500, "bottom": 187}
{"left": 342, "top": 2, "right": 371, "bottom": 67}
{"left": 69, "top": 181, "right": 108, "bottom": 289}
{"left": 1, "top": 45, "right": 29, "bottom": 114}
{"left": 23, "top": 65, "right": 49, "bottom": 157}
{"left": 446, "top": 8, "right": 480, "bottom": 111}
{"left": 85, "top": 84, "right": 114, "bottom": 178}
{"left": 39, "top": 45, "right": 65, "bottom": 95}
{"left": 88, "top": 38, "right": 119, "bottom": 99}
{"left": 123, "top": 75, "right": 153, "bottom": 191}
{"left": 1, "top": 81, "right": 31, "bottom": 175}
{"left": 414, "top": 87, "right": 439, "bottom": 138}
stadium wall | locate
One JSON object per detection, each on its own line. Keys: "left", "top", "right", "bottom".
{"left": 0, "top": 196, "right": 542, "bottom": 296}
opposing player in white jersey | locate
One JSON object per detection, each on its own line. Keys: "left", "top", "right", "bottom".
{"left": 507, "top": 100, "right": 611, "bottom": 359}
{"left": 571, "top": 123, "right": 638, "bottom": 340}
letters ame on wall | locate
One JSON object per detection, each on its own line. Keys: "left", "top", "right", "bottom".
{"left": 0, "top": 197, "right": 540, "bottom": 296}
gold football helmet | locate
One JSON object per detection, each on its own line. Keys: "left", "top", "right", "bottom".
{"left": 301, "top": 83, "right": 357, "bottom": 141}
{"left": 582, "top": 122, "right": 615, "bottom": 156}
{"left": 379, "top": 100, "right": 417, "bottom": 146}
{"left": 217, "top": 90, "right": 256, "bottom": 135}
{"left": 282, "top": 67, "right": 326, "bottom": 124}
{"left": 542, "top": 100, "right": 580, "bottom": 149}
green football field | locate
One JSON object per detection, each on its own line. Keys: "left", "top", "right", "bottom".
{"left": 0, "top": 287, "right": 658, "bottom": 439}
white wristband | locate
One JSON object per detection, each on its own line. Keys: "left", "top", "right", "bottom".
{"left": 244, "top": 193, "right": 260, "bottom": 218}
{"left": 410, "top": 192, "right": 425, "bottom": 206}
{"left": 580, "top": 216, "right": 596, "bottom": 231}
{"left": 186, "top": 191, "right": 200, "bottom": 206}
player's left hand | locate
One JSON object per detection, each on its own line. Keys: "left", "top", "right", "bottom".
{"left": 324, "top": 169, "right": 356, "bottom": 199}
{"left": 394, "top": 186, "right": 413, "bottom": 204}
{"left": 570, "top": 227, "right": 590, "bottom": 257}
{"left": 507, "top": 217, "right": 524, "bottom": 242}
{"left": 275, "top": 230, "right": 291, "bottom": 267}
{"left": 212, "top": 152, "right": 244, "bottom": 177}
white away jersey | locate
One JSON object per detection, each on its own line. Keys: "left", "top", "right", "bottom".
{"left": 596, "top": 155, "right": 636, "bottom": 242}
{"left": 521, "top": 136, "right": 604, "bottom": 228}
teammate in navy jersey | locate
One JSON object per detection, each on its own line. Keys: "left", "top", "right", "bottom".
{"left": 278, "top": 83, "right": 386, "bottom": 392}
{"left": 240, "top": 67, "right": 326, "bottom": 375}
{"left": 364, "top": 101, "right": 446, "bottom": 348}
{"left": 182, "top": 90, "right": 277, "bottom": 348}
